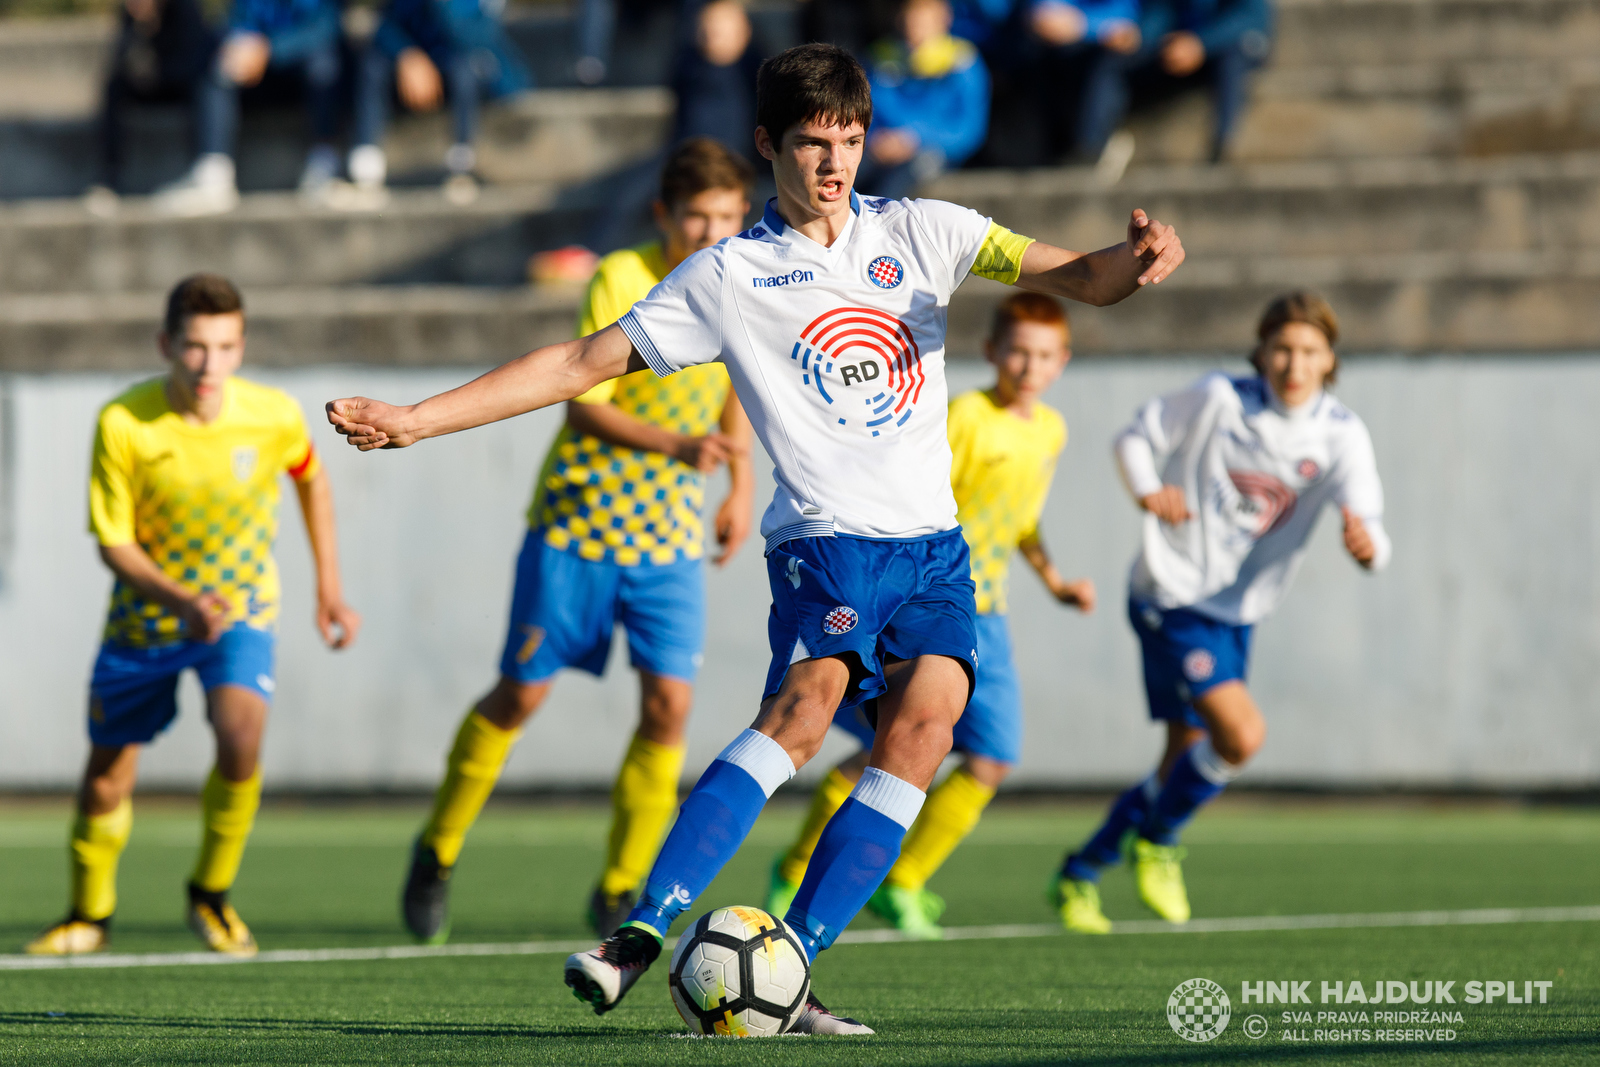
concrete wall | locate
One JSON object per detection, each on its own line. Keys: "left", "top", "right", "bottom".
{"left": 1, "top": 354, "right": 1596, "bottom": 792}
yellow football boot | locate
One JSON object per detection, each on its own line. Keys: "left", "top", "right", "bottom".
{"left": 25, "top": 916, "right": 110, "bottom": 955}
{"left": 1053, "top": 877, "right": 1112, "bottom": 934}
{"left": 1131, "top": 838, "right": 1191, "bottom": 923}
{"left": 187, "top": 890, "right": 258, "bottom": 957}
{"left": 764, "top": 857, "right": 802, "bottom": 921}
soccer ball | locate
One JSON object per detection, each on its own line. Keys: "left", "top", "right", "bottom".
{"left": 668, "top": 905, "right": 811, "bottom": 1036}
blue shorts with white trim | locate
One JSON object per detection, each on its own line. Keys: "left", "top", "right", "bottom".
{"left": 1128, "top": 597, "right": 1253, "bottom": 729}
{"left": 763, "top": 530, "right": 977, "bottom": 713}
{"left": 88, "top": 623, "right": 276, "bottom": 747}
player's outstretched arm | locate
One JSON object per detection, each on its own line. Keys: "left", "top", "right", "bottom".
{"left": 294, "top": 468, "right": 361, "bottom": 648}
{"left": 1014, "top": 209, "right": 1184, "bottom": 307}
{"left": 327, "top": 323, "right": 644, "bottom": 450}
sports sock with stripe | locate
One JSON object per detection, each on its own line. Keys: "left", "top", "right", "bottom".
{"left": 885, "top": 765, "right": 994, "bottom": 892}
{"left": 1063, "top": 774, "right": 1158, "bottom": 881}
{"left": 421, "top": 708, "right": 521, "bottom": 868}
{"left": 191, "top": 766, "right": 262, "bottom": 893}
{"left": 775, "top": 766, "right": 855, "bottom": 886}
{"left": 785, "top": 767, "right": 926, "bottom": 959}
{"left": 71, "top": 798, "right": 133, "bottom": 921}
{"left": 1141, "top": 738, "right": 1239, "bottom": 845}
{"left": 627, "top": 729, "right": 795, "bottom": 936}
{"left": 600, "top": 733, "right": 686, "bottom": 897}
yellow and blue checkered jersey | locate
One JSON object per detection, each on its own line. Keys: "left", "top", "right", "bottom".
{"left": 529, "top": 240, "right": 732, "bottom": 566}
{"left": 89, "top": 376, "right": 321, "bottom": 647}
{"left": 947, "top": 388, "right": 1067, "bottom": 615}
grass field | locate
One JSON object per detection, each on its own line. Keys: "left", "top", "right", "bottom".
{"left": 0, "top": 795, "right": 1596, "bottom": 1065}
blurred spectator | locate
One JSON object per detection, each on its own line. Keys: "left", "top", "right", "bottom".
{"left": 152, "top": 0, "right": 345, "bottom": 216}
{"left": 1030, "top": 0, "right": 1142, "bottom": 163}
{"left": 796, "top": 0, "right": 898, "bottom": 55}
{"left": 1072, "top": 0, "right": 1273, "bottom": 165}
{"left": 671, "top": 0, "right": 762, "bottom": 162}
{"left": 575, "top": 0, "right": 684, "bottom": 85}
{"left": 89, "top": 0, "right": 218, "bottom": 211}
{"left": 347, "top": 0, "right": 533, "bottom": 205}
{"left": 949, "top": 0, "right": 1022, "bottom": 51}
{"left": 857, "top": 0, "right": 990, "bottom": 201}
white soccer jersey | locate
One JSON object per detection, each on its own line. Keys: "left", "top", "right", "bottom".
{"left": 619, "top": 193, "right": 1000, "bottom": 552}
{"left": 1116, "top": 373, "right": 1391, "bottom": 625}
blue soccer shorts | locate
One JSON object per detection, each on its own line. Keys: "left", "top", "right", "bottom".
{"left": 832, "top": 610, "right": 1020, "bottom": 764}
{"left": 1128, "top": 597, "right": 1254, "bottom": 729}
{"left": 498, "top": 530, "right": 706, "bottom": 685}
{"left": 88, "top": 623, "right": 277, "bottom": 747}
{"left": 763, "top": 530, "right": 978, "bottom": 713}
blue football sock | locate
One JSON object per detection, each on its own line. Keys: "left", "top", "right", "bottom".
{"left": 1062, "top": 774, "right": 1159, "bottom": 881}
{"left": 1141, "top": 738, "right": 1239, "bottom": 846}
{"left": 626, "top": 730, "right": 794, "bottom": 937}
{"left": 784, "top": 767, "right": 925, "bottom": 960}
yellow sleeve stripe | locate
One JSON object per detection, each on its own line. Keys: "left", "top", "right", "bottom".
{"left": 970, "top": 222, "right": 1035, "bottom": 285}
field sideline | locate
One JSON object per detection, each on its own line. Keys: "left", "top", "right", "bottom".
{"left": 0, "top": 797, "right": 1595, "bottom": 1065}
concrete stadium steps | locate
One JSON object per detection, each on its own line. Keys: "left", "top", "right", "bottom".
{"left": 5, "top": 245, "right": 1596, "bottom": 372}
{"left": 932, "top": 152, "right": 1600, "bottom": 261}
{"left": 1, "top": 86, "right": 672, "bottom": 199}
{"left": 1272, "top": 0, "right": 1600, "bottom": 66}
{"left": 0, "top": 183, "right": 608, "bottom": 294}
{"left": 4, "top": 153, "right": 1593, "bottom": 296}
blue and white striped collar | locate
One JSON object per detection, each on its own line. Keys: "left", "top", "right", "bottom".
{"left": 758, "top": 191, "right": 863, "bottom": 246}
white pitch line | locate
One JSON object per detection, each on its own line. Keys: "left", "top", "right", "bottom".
{"left": 3, "top": 905, "right": 1597, "bottom": 972}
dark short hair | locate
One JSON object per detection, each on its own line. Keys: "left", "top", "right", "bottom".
{"left": 163, "top": 273, "right": 244, "bottom": 337}
{"left": 990, "top": 291, "right": 1070, "bottom": 344}
{"left": 659, "top": 137, "right": 756, "bottom": 211}
{"left": 756, "top": 43, "right": 873, "bottom": 145}
{"left": 1252, "top": 290, "right": 1340, "bottom": 384}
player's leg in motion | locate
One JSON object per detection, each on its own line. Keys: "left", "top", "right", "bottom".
{"left": 403, "top": 676, "right": 538, "bottom": 943}
{"left": 185, "top": 682, "right": 268, "bottom": 957}
{"left": 591, "top": 673, "right": 689, "bottom": 937}
{"left": 25, "top": 741, "right": 137, "bottom": 955}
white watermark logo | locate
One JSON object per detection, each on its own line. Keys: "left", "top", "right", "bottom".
{"left": 1168, "top": 978, "right": 1231, "bottom": 1042}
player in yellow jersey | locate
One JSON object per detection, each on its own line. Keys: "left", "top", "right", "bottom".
{"left": 26, "top": 274, "right": 361, "bottom": 957}
{"left": 401, "top": 138, "right": 758, "bottom": 942}
{"left": 765, "top": 291, "right": 1095, "bottom": 938}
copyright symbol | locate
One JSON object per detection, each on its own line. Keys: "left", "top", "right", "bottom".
{"left": 1243, "top": 1015, "right": 1269, "bottom": 1039}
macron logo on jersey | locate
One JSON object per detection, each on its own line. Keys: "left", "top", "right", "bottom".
{"left": 752, "top": 269, "right": 815, "bottom": 288}
{"left": 789, "top": 307, "right": 927, "bottom": 439}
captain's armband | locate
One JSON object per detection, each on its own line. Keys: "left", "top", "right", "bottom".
{"left": 969, "top": 222, "right": 1036, "bottom": 285}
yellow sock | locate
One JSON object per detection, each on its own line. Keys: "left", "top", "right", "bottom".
{"left": 886, "top": 767, "right": 996, "bottom": 891}
{"left": 191, "top": 766, "right": 263, "bottom": 893}
{"left": 776, "top": 768, "right": 855, "bottom": 886}
{"left": 420, "top": 709, "right": 520, "bottom": 868}
{"left": 599, "top": 734, "right": 686, "bottom": 897}
{"left": 71, "top": 799, "right": 133, "bottom": 921}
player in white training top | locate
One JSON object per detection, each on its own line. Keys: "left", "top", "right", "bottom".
{"left": 327, "top": 43, "right": 1185, "bottom": 1032}
{"left": 1054, "top": 292, "right": 1390, "bottom": 935}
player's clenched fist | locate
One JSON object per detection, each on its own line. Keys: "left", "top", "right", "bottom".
{"left": 1140, "top": 485, "right": 1191, "bottom": 524}
{"left": 327, "top": 397, "right": 419, "bottom": 450}
{"left": 1126, "top": 209, "right": 1184, "bottom": 287}
{"left": 1342, "top": 506, "right": 1378, "bottom": 568}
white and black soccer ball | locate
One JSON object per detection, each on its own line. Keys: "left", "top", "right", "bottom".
{"left": 668, "top": 905, "right": 811, "bottom": 1037}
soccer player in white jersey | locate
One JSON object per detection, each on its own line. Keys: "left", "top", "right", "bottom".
{"left": 1054, "top": 292, "right": 1391, "bottom": 934}
{"left": 327, "top": 43, "right": 1185, "bottom": 1032}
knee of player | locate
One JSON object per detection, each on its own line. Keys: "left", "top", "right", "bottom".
{"left": 1213, "top": 720, "right": 1265, "bottom": 765}
{"left": 963, "top": 755, "right": 1012, "bottom": 789}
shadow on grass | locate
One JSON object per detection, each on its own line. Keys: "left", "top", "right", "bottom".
{"left": 0, "top": 1010, "right": 602, "bottom": 1040}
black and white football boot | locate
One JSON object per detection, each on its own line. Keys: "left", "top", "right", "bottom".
{"left": 564, "top": 925, "right": 662, "bottom": 1015}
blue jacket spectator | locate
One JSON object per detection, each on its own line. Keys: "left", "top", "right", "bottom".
{"left": 1031, "top": 0, "right": 1138, "bottom": 45}
{"left": 858, "top": 0, "right": 991, "bottom": 199}
{"left": 349, "top": 0, "right": 533, "bottom": 199}
{"left": 671, "top": 0, "right": 763, "bottom": 162}
{"left": 228, "top": 0, "right": 342, "bottom": 64}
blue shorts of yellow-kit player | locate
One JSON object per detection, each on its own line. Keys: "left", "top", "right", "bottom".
{"left": 497, "top": 530, "right": 706, "bottom": 685}
{"left": 763, "top": 529, "right": 978, "bottom": 714}
{"left": 87, "top": 623, "right": 277, "bottom": 747}
{"left": 1128, "top": 596, "right": 1254, "bottom": 729}
{"left": 831, "top": 611, "right": 1020, "bottom": 764}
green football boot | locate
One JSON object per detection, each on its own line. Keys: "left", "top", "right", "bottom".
{"left": 1052, "top": 876, "right": 1112, "bottom": 934}
{"left": 866, "top": 883, "right": 946, "bottom": 940}
{"left": 1130, "top": 837, "right": 1191, "bottom": 923}
{"left": 765, "top": 856, "right": 802, "bottom": 920}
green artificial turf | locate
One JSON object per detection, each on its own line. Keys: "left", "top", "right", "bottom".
{"left": 0, "top": 797, "right": 1596, "bottom": 1065}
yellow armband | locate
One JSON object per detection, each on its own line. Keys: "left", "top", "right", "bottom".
{"left": 969, "top": 222, "right": 1036, "bottom": 285}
